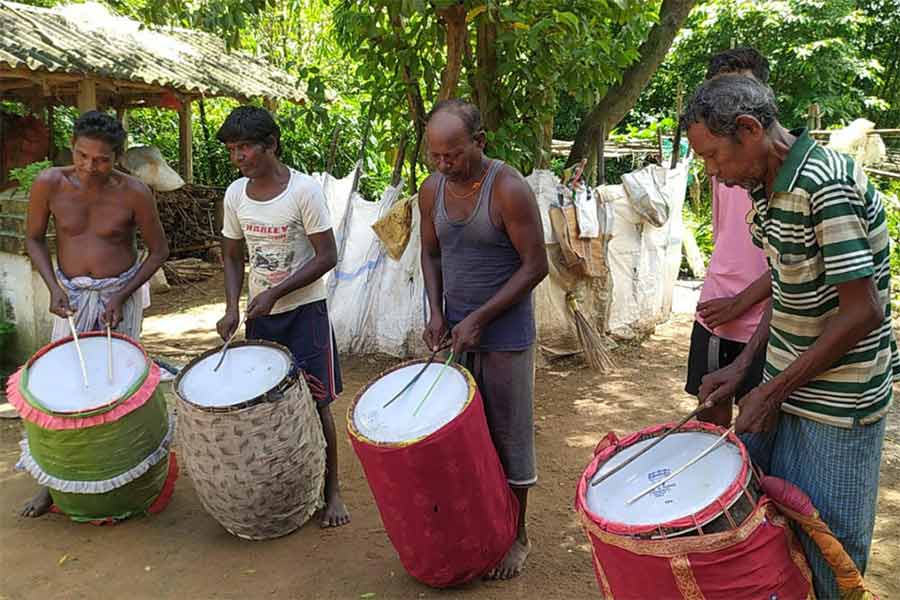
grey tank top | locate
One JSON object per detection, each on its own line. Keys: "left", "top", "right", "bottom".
{"left": 434, "top": 159, "right": 535, "bottom": 351}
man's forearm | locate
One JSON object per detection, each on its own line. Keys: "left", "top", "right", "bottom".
{"left": 113, "top": 249, "right": 168, "bottom": 302}
{"left": 268, "top": 257, "right": 333, "bottom": 300}
{"left": 422, "top": 252, "right": 444, "bottom": 319}
{"left": 735, "top": 272, "right": 772, "bottom": 314}
{"left": 734, "top": 302, "right": 772, "bottom": 372}
{"left": 223, "top": 256, "right": 244, "bottom": 313}
{"left": 25, "top": 238, "right": 61, "bottom": 293}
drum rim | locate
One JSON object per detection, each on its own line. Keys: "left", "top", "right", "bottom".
{"left": 577, "top": 421, "right": 753, "bottom": 536}
{"left": 347, "top": 358, "right": 476, "bottom": 448}
{"left": 174, "top": 339, "right": 297, "bottom": 412}
{"left": 18, "top": 332, "right": 152, "bottom": 417}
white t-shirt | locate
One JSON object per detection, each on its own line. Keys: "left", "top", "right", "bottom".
{"left": 222, "top": 169, "right": 332, "bottom": 314}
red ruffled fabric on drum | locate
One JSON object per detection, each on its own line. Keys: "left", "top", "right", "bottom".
{"left": 349, "top": 389, "right": 519, "bottom": 588}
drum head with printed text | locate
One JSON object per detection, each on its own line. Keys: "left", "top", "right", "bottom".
{"left": 586, "top": 431, "right": 743, "bottom": 527}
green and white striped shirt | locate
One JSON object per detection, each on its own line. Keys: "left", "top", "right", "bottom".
{"left": 749, "top": 129, "right": 898, "bottom": 428}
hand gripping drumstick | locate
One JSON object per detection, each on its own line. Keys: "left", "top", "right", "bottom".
{"left": 213, "top": 313, "right": 247, "bottom": 373}
{"left": 590, "top": 402, "right": 709, "bottom": 487}
{"left": 66, "top": 316, "right": 90, "bottom": 389}
{"left": 626, "top": 425, "right": 735, "bottom": 505}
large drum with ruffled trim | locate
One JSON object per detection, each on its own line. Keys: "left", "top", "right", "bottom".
{"left": 348, "top": 360, "right": 519, "bottom": 588}
{"left": 7, "top": 333, "right": 177, "bottom": 522}
{"left": 575, "top": 421, "right": 814, "bottom": 599}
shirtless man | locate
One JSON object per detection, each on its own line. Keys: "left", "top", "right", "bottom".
{"left": 419, "top": 100, "right": 548, "bottom": 579}
{"left": 22, "top": 110, "right": 169, "bottom": 517}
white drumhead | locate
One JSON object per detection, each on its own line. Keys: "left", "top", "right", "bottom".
{"left": 586, "top": 431, "right": 743, "bottom": 527}
{"left": 353, "top": 363, "right": 469, "bottom": 443}
{"left": 178, "top": 344, "right": 291, "bottom": 408}
{"left": 27, "top": 337, "right": 148, "bottom": 412}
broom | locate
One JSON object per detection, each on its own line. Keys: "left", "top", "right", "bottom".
{"left": 566, "top": 292, "right": 615, "bottom": 371}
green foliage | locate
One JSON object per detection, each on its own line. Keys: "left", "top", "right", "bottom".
{"left": 630, "top": 0, "right": 890, "bottom": 130}
{"left": 8, "top": 160, "right": 52, "bottom": 192}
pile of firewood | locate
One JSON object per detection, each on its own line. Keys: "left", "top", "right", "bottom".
{"left": 154, "top": 185, "right": 223, "bottom": 256}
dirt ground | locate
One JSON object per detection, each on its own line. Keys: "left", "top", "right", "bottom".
{"left": 1, "top": 273, "right": 897, "bottom": 600}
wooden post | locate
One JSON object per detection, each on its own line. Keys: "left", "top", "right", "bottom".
{"left": 178, "top": 98, "right": 194, "bottom": 184}
{"left": 116, "top": 106, "right": 129, "bottom": 153}
{"left": 671, "top": 83, "right": 684, "bottom": 168}
{"left": 0, "top": 113, "right": 6, "bottom": 186}
{"left": 807, "top": 103, "right": 821, "bottom": 131}
{"left": 656, "top": 127, "right": 664, "bottom": 164}
{"left": 76, "top": 79, "right": 97, "bottom": 113}
{"left": 46, "top": 104, "right": 55, "bottom": 163}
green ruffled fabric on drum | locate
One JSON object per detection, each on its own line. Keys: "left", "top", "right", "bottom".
{"left": 49, "top": 454, "right": 173, "bottom": 522}
{"left": 23, "top": 389, "right": 169, "bottom": 482}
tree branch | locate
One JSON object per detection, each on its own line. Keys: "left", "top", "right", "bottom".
{"left": 436, "top": 4, "right": 468, "bottom": 101}
{"left": 565, "top": 0, "right": 698, "bottom": 167}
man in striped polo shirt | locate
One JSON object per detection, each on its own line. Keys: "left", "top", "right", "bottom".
{"left": 684, "top": 74, "right": 898, "bottom": 597}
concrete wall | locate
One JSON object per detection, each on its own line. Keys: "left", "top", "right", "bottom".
{"left": 0, "top": 252, "right": 52, "bottom": 366}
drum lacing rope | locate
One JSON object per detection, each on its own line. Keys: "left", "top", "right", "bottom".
{"left": 690, "top": 513, "right": 705, "bottom": 537}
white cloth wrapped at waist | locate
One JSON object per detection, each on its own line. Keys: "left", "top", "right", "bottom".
{"left": 50, "top": 261, "right": 144, "bottom": 341}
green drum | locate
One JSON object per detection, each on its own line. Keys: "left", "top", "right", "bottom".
{"left": 8, "top": 333, "right": 176, "bottom": 522}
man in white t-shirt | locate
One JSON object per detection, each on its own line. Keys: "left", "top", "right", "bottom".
{"left": 216, "top": 106, "right": 349, "bottom": 528}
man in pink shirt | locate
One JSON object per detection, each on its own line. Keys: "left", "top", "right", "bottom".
{"left": 685, "top": 48, "right": 773, "bottom": 426}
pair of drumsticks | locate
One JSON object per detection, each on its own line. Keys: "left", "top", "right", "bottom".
{"left": 590, "top": 403, "right": 735, "bottom": 505}
{"left": 66, "top": 316, "right": 114, "bottom": 389}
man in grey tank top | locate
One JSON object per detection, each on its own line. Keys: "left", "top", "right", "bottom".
{"left": 419, "top": 99, "right": 549, "bottom": 580}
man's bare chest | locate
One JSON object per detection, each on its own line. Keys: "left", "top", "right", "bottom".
{"left": 49, "top": 193, "right": 135, "bottom": 239}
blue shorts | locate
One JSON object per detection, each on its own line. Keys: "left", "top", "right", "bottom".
{"left": 246, "top": 299, "right": 342, "bottom": 409}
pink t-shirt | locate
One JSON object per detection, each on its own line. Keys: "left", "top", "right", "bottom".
{"left": 696, "top": 179, "right": 769, "bottom": 343}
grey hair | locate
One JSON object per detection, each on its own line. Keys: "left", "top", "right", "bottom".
{"left": 680, "top": 74, "right": 779, "bottom": 137}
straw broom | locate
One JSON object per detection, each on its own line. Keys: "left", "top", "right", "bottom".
{"left": 566, "top": 292, "right": 615, "bottom": 371}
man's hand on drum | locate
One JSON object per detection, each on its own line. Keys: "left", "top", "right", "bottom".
{"left": 245, "top": 289, "right": 278, "bottom": 321}
{"left": 423, "top": 314, "right": 449, "bottom": 352}
{"left": 697, "top": 296, "right": 742, "bottom": 330}
{"left": 698, "top": 362, "right": 744, "bottom": 410}
{"left": 48, "top": 285, "right": 73, "bottom": 319}
{"left": 451, "top": 313, "right": 484, "bottom": 355}
{"left": 216, "top": 310, "right": 239, "bottom": 342}
{"left": 735, "top": 380, "right": 785, "bottom": 433}
{"left": 101, "top": 293, "right": 125, "bottom": 329}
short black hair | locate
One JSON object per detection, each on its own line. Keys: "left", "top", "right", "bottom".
{"left": 216, "top": 106, "right": 281, "bottom": 156}
{"left": 73, "top": 110, "right": 127, "bottom": 155}
{"left": 706, "top": 47, "right": 770, "bottom": 83}
{"left": 426, "top": 99, "right": 482, "bottom": 137}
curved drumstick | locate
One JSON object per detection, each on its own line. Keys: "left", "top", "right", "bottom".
{"left": 412, "top": 351, "right": 455, "bottom": 417}
{"left": 66, "top": 316, "right": 89, "bottom": 389}
{"left": 626, "top": 426, "right": 735, "bottom": 505}
{"left": 213, "top": 313, "right": 247, "bottom": 373}
{"left": 590, "top": 402, "right": 709, "bottom": 487}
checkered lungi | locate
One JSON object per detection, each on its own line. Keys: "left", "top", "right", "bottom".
{"left": 741, "top": 413, "right": 887, "bottom": 599}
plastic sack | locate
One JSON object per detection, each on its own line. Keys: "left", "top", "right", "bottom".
{"left": 573, "top": 185, "right": 599, "bottom": 239}
{"left": 621, "top": 165, "right": 670, "bottom": 227}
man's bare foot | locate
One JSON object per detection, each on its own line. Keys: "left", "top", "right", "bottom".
{"left": 21, "top": 487, "right": 52, "bottom": 518}
{"left": 485, "top": 538, "right": 531, "bottom": 580}
{"left": 319, "top": 493, "right": 350, "bottom": 528}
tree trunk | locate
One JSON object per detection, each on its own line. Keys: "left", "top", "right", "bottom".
{"left": 474, "top": 9, "right": 501, "bottom": 131}
{"left": 565, "top": 0, "right": 698, "bottom": 167}
{"left": 436, "top": 5, "right": 468, "bottom": 101}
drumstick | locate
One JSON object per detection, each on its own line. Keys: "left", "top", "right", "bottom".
{"left": 106, "top": 324, "right": 114, "bottom": 383}
{"left": 213, "top": 313, "right": 247, "bottom": 373}
{"left": 625, "top": 426, "right": 735, "bottom": 506}
{"left": 412, "top": 351, "right": 455, "bottom": 417}
{"left": 66, "top": 316, "right": 89, "bottom": 389}
{"left": 590, "top": 403, "right": 708, "bottom": 487}
{"left": 383, "top": 332, "right": 451, "bottom": 409}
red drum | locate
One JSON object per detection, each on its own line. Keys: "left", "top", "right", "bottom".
{"left": 575, "top": 422, "right": 813, "bottom": 599}
{"left": 348, "top": 360, "right": 518, "bottom": 587}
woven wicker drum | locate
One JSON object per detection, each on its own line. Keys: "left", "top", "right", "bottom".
{"left": 175, "top": 340, "right": 326, "bottom": 540}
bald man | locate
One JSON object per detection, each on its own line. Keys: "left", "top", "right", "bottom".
{"left": 419, "top": 99, "right": 549, "bottom": 580}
